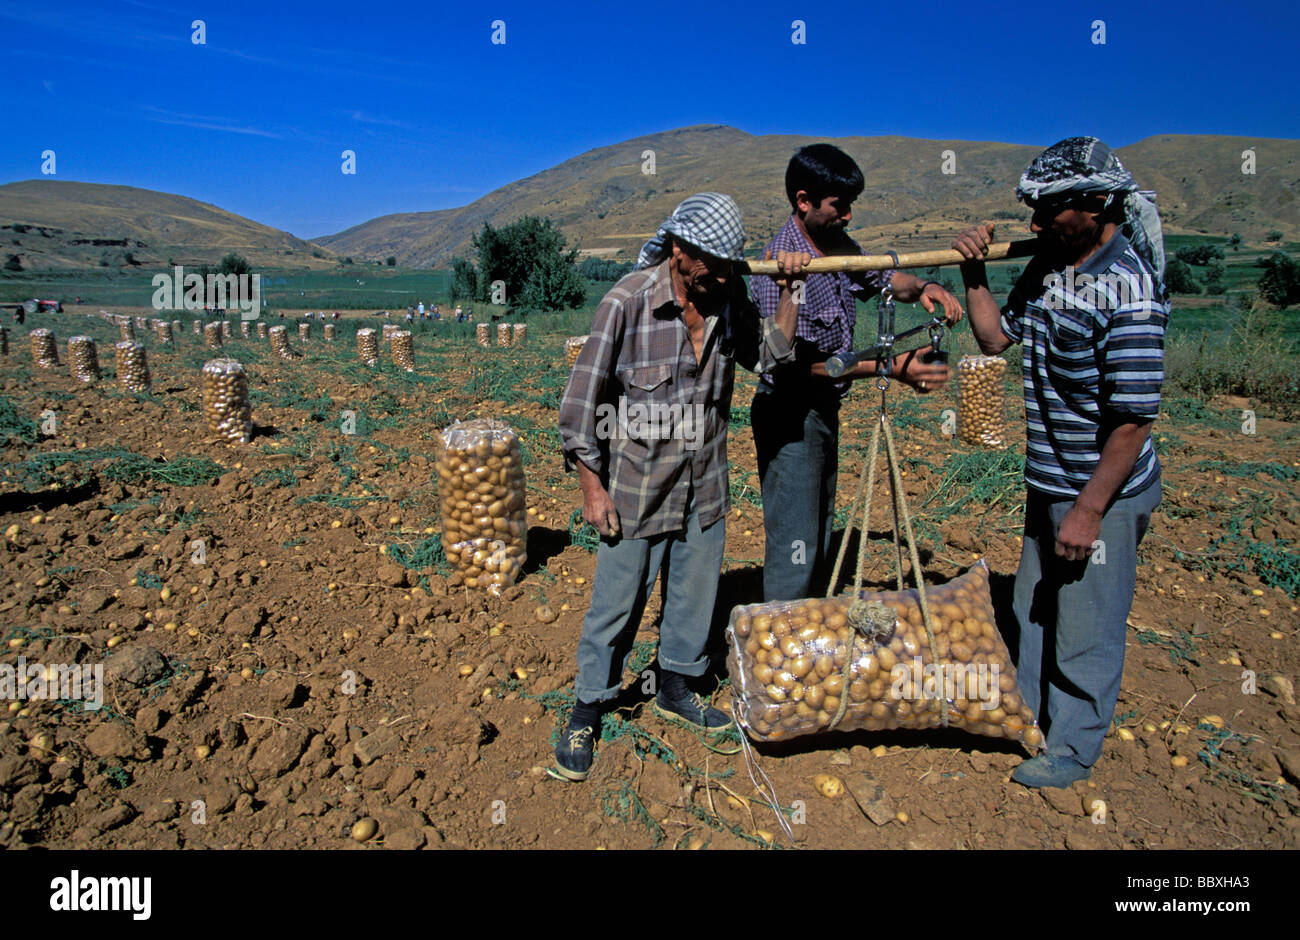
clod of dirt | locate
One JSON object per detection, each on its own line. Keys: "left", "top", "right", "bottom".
{"left": 223, "top": 603, "right": 267, "bottom": 638}
{"left": 1262, "top": 674, "right": 1296, "bottom": 705}
{"left": 84, "top": 722, "right": 147, "bottom": 761}
{"left": 385, "top": 827, "right": 425, "bottom": 850}
{"left": 106, "top": 644, "right": 168, "bottom": 687}
{"left": 0, "top": 755, "right": 41, "bottom": 791}
{"left": 354, "top": 727, "right": 399, "bottom": 765}
{"left": 1040, "top": 787, "right": 1080, "bottom": 815}
{"left": 88, "top": 802, "right": 137, "bottom": 831}
{"left": 378, "top": 563, "right": 408, "bottom": 588}
{"left": 247, "top": 725, "right": 311, "bottom": 780}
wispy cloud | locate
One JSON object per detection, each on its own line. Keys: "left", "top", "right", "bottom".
{"left": 138, "top": 106, "right": 282, "bottom": 139}
{"left": 345, "top": 110, "right": 416, "bottom": 130}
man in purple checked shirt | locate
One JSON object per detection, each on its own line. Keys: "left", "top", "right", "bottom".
{"left": 750, "top": 144, "right": 964, "bottom": 602}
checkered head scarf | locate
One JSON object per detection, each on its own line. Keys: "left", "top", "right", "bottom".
{"left": 1016, "top": 137, "right": 1166, "bottom": 292}
{"left": 635, "top": 192, "right": 746, "bottom": 270}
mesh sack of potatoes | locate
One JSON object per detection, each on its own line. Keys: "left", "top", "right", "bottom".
{"left": 324, "top": 323, "right": 336, "bottom": 341}
{"left": 381, "top": 323, "right": 399, "bottom": 344}
{"left": 240, "top": 320, "right": 251, "bottom": 338}
{"left": 356, "top": 328, "right": 379, "bottom": 365}
{"left": 565, "top": 335, "right": 589, "bottom": 368}
{"left": 172, "top": 319, "right": 182, "bottom": 336}
{"left": 391, "top": 329, "right": 415, "bottom": 371}
{"left": 115, "top": 341, "right": 151, "bottom": 392}
{"left": 68, "top": 336, "right": 100, "bottom": 383}
{"left": 118, "top": 318, "right": 135, "bottom": 341}
{"left": 192, "top": 320, "right": 202, "bottom": 335}
{"left": 1, "top": 325, "right": 8, "bottom": 356}
{"left": 496, "top": 323, "right": 512, "bottom": 348}
{"left": 726, "top": 561, "right": 1041, "bottom": 748}
{"left": 476, "top": 323, "right": 490, "bottom": 348}
{"left": 957, "top": 354, "right": 1009, "bottom": 448}
{"left": 299, "top": 322, "right": 310, "bottom": 342}
{"left": 150, "top": 318, "right": 163, "bottom": 332}
{"left": 157, "top": 321, "right": 174, "bottom": 345}
{"left": 135, "top": 316, "right": 147, "bottom": 330}
{"left": 204, "top": 322, "right": 223, "bottom": 350}
{"left": 202, "top": 358, "right": 252, "bottom": 444}
{"left": 512, "top": 323, "right": 527, "bottom": 346}
{"left": 29, "top": 328, "right": 58, "bottom": 368}
{"left": 436, "top": 418, "right": 528, "bottom": 595}
{"left": 269, "top": 325, "right": 300, "bottom": 360}
{"left": 220, "top": 320, "right": 232, "bottom": 340}
{"left": 256, "top": 321, "right": 268, "bottom": 339}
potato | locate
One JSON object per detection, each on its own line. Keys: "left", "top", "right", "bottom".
{"left": 813, "top": 774, "right": 844, "bottom": 799}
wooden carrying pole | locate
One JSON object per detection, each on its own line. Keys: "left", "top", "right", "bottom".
{"left": 741, "top": 239, "right": 1038, "bottom": 276}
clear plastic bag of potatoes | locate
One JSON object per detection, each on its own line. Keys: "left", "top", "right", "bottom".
{"left": 436, "top": 418, "right": 528, "bottom": 595}
{"left": 957, "top": 354, "right": 1008, "bottom": 448}
{"left": 726, "top": 561, "right": 1041, "bottom": 749}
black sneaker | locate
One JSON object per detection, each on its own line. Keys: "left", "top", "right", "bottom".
{"left": 550, "top": 713, "right": 598, "bottom": 782}
{"left": 654, "top": 671, "right": 735, "bottom": 735}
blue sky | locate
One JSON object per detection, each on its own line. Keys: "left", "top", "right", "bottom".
{"left": 3, "top": 0, "right": 1297, "bottom": 239}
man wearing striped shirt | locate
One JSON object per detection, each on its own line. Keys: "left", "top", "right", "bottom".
{"left": 952, "top": 137, "right": 1168, "bottom": 789}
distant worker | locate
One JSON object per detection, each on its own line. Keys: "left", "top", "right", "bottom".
{"left": 417, "top": 301, "right": 425, "bottom": 318}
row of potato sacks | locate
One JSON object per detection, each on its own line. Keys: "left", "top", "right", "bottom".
{"left": 726, "top": 561, "right": 1043, "bottom": 749}
{"left": 436, "top": 419, "right": 528, "bottom": 596}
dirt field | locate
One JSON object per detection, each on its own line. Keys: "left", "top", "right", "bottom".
{"left": 1, "top": 306, "right": 1297, "bottom": 850}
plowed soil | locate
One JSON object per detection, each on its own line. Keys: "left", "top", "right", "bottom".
{"left": 1, "top": 307, "right": 1296, "bottom": 850}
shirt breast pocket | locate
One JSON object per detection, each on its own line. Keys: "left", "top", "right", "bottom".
{"left": 1047, "top": 316, "right": 1095, "bottom": 355}
{"left": 617, "top": 364, "right": 672, "bottom": 399}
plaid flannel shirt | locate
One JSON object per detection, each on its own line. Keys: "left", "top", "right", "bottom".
{"left": 559, "top": 259, "right": 793, "bottom": 539}
{"left": 750, "top": 215, "right": 895, "bottom": 398}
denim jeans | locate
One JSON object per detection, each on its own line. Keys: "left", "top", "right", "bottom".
{"left": 751, "top": 384, "right": 840, "bottom": 602}
{"left": 573, "top": 489, "right": 725, "bottom": 704}
{"left": 1013, "top": 477, "right": 1161, "bottom": 767}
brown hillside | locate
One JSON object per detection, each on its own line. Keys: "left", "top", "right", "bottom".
{"left": 316, "top": 126, "right": 1300, "bottom": 264}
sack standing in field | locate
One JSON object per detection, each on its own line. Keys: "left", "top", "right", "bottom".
{"left": 476, "top": 323, "right": 490, "bottom": 348}
{"left": 115, "top": 341, "right": 150, "bottom": 392}
{"left": 356, "top": 328, "right": 379, "bottom": 365}
{"left": 29, "top": 328, "right": 57, "bottom": 368}
{"left": 204, "top": 322, "right": 223, "bottom": 350}
{"left": 726, "top": 561, "right": 1042, "bottom": 748}
{"left": 436, "top": 418, "right": 528, "bottom": 596}
{"left": 391, "top": 329, "right": 415, "bottom": 371}
{"left": 202, "top": 358, "right": 252, "bottom": 444}
{"left": 957, "top": 354, "right": 1008, "bottom": 448}
{"left": 68, "top": 336, "right": 99, "bottom": 383}
{"left": 565, "top": 335, "right": 588, "bottom": 369}
{"left": 497, "top": 323, "right": 512, "bottom": 348}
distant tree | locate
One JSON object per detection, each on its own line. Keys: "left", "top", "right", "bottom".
{"left": 473, "top": 216, "right": 585, "bottom": 311}
{"left": 1228, "top": 233, "right": 1243, "bottom": 251}
{"left": 3, "top": 254, "right": 22, "bottom": 272}
{"left": 218, "top": 252, "right": 250, "bottom": 276}
{"left": 1174, "top": 244, "right": 1225, "bottom": 265}
{"left": 577, "top": 257, "right": 634, "bottom": 282}
{"left": 449, "top": 257, "right": 478, "bottom": 302}
{"left": 1165, "top": 259, "right": 1201, "bottom": 294}
{"left": 1257, "top": 252, "right": 1300, "bottom": 308}
{"left": 1203, "top": 260, "right": 1226, "bottom": 295}
{"left": 1265, "top": 231, "right": 1284, "bottom": 243}
{"left": 386, "top": 256, "right": 397, "bottom": 267}
{"left": 342, "top": 256, "right": 353, "bottom": 265}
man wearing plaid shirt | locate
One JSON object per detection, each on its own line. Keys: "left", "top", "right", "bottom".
{"left": 553, "top": 193, "right": 809, "bottom": 781}
{"left": 751, "top": 145, "right": 963, "bottom": 602}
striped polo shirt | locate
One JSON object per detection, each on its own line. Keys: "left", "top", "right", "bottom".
{"left": 1000, "top": 232, "right": 1167, "bottom": 500}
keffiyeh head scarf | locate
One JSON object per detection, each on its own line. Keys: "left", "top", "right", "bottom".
{"left": 635, "top": 192, "right": 746, "bottom": 270}
{"left": 1016, "top": 137, "right": 1166, "bottom": 291}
